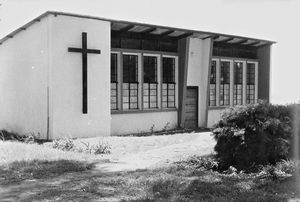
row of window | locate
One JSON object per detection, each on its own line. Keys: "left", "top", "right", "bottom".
{"left": 209, "top": 58, "right": 258, "bottom": 107}
{"left": 110, "top": 52, "right": 178, "bottom": 111}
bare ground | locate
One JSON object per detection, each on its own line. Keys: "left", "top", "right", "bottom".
{"left": 0, "top": 132, "right": 216, "bottom": 201}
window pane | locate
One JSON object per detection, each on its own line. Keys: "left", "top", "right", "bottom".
{"left": 234, "top": 62, "right": 243, "bottom": 105}
{"left": 247, "top": 63, "right": 255, "bottom": 84}
{"left": 220, "top": 61, "right": 230, "bottom": 84}
{"left": 143, "top": 83, "right": 158, "bottom": 109}
{"left": 111, "top": 53, "right": 118, "bottom": 82}
{"left": 246, "top": 63, "right": 256, "bottom": 104}
{"left": 122, "top": 83, "right": 139, "bottom": 110}
{"left": 110, "top": 83, "right": 118, "bottom": 110}
{"left": 163, "top": 57, "right": 175, "bottom": 83}
{"left": 234, "top": 62, "right": 243, "bottom": 84}
{"left": 162, "top": 83, "right": 176, "bottom": 108}
{"left": 220, "top": 61, "right": 230, "bottom": 106}
{"left": 123, "top": 55, "right": 138, "bottom": 83}
{"left": 143, "top": 56, "right": 157, "bottom": 83}
{"left": 209, "top": 61, "right": 217, "bottom": 106}
{"left": 210, "top": 61, "right": 216, "bottom": 84}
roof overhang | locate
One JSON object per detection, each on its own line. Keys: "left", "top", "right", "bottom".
{"left": 0, "top": 11, "right": 276, "bottom": 47}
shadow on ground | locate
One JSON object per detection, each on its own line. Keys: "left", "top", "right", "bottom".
{"left": 1, "top": 159, "right": 300, "bottom": 202}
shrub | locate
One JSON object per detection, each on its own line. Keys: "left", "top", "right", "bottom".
{"left": 52, "top": 136, "right": 74, "bottom": 151}
{"left": 212, "top": 101, "right": 297, "bottom": 171}
{"left": 80, "top": 141, "right": 111, "bottom": 154}
{"left": 91, "top": 141, "right": 111, "bottom": 154}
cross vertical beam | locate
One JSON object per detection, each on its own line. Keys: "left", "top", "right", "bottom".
{"left": 82, "top": 33, "right": 88, "bottom": 114}
{"left": 68, "top": 32, "right": 101, "bottom": 114}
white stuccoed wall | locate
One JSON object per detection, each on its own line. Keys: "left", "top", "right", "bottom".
{"left": 49, "top": 15, "right": 111, "bottom": 139}
{"left": 0, "top": 17, "right": 48, "bottom": 138}
{"left": 207, "top": 108, "right": 226, "bottom": 128}
{"left": 111, "top": 111, "right": 178, "bottom": 135}
{"left": 186, "top": 37, "right": 212, "bottom": 127}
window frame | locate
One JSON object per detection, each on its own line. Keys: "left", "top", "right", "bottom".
{"left": 142, "top": 53, "right": 161, "bottom": 110}
{"left": 209, "top": 57, "right": 258, "bottom": 108}
{"left": 233, "top": 60, "right": 245, "bottom": 105}
{"left": 219, "top": 59, "right": 232, "bottom": 106}
{"left": 110, "top": 49, "right": 178, "bottom": 114}
{"left": 162, "top": 55, "right": 178, "bottom": 109}
{"left": 246, "top": 61, "right": 258, "bottom": 104}
{"left": 122, "top": 52, "right": 142, "bottom": 111}
{"left": 209, "top": 60, "right": 217, "bottom": 106}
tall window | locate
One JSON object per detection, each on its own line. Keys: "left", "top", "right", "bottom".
{"left": 209, "top": 61, "right": 217, "bottom": 106}
{"left": 111, "top": 53, "right": 118, "bottom": 110}
{"left": 162, "top": 57, "right": 176, "bottom": 108}
{"left": 143, "top": 56, "right": 158, "bottom": 109}
{"left": 234, "top": 62, "right": 243, "bottom": 105}
{"left": 220, "top": 61, "right": 230, "bottom": 106}
{"left": 123, "top": 54, "right": 138, "bottom": 110}
{"left": 246, "top": 63, "right": 256, "bottom": 104}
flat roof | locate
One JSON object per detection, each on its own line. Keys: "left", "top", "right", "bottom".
{"left": 0, "top": 11, "right": 276, "bottom": 46}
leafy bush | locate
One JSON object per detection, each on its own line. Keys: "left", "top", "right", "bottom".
{"left": 212, "top": 101, "right": 297, "bottom": 171}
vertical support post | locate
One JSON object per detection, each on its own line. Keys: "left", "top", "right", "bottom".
{"left": 178, "top": 37, "right": 190, "bottom": 128}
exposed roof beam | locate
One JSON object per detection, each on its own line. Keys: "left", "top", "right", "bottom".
{"left": 141, "top": 27, "right": 156, "bottom": 34}
{"left": 233, "top": 39, "right": 248, "bottom": 44}
{"left": 201, "top": 35, "right": 214, "bottom": 40}
{"left": 247, "top": 41, "right": 260, "bottom": 46}
{"left": 213, "top": 35, "right": 220, "bottom": 40}
{"left": 119, "top": 24, "right": 135, "bottom": 32}
{"left": 218, "top": 37, "right": 234, "bottom": 43}
{"left": 176, "top": 32, "right": 193, "bottom": 39}
{"left": 160, "top": 30, "right": 174, "bottom": 36}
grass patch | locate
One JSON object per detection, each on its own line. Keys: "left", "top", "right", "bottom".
{"left": 1, "top": 155, "right": 300, "bottom": 201}
{"left": 0, "top": 159, "right": 92, "bottom": 185}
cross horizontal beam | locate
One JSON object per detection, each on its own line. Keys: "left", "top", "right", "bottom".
{"left": 68, "top": 47, "right": 101, "bottom": 54}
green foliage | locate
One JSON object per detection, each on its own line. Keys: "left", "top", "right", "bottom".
{"left": 212, "top": 101, "right": 296, "bottom": 171}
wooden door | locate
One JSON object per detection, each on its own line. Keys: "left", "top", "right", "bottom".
{"left": 184, "top": 87, "right": 198, "bottom": 128}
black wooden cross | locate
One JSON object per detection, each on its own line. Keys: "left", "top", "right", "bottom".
{"left": 68, "top": 32, "right": 101, "bottom": 114}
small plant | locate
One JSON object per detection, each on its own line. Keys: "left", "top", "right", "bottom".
{"left": 52, "top": 136, "right": 74, "bottom": 151}
{"left": 256, "top": 160, "right": 299, "bottom": 180}
{"left": 184, "top": 155, "right": 219, "bottom": 171}
{"left": 162, "top": 122, "right": 170, "bottom": 131}
{"left": 150, "top": 124, "right": 155, "bottom": 134}
{"left": 92, "top": 141, "right": 111, "bottom": 155}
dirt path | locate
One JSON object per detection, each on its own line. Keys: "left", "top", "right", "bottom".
{"left": 0, "top": 132, "right": 215, "bottom": 201}
{"left": 94, "top": 132, "right": 215, "bottom": 172}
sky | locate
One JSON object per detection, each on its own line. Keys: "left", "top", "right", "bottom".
{"left": 0, "top": 0, "right": 299, "bottom": 104}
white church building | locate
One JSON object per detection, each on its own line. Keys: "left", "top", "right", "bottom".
{"left": 0, "top": 11, "right": 274, "bottom": 139}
